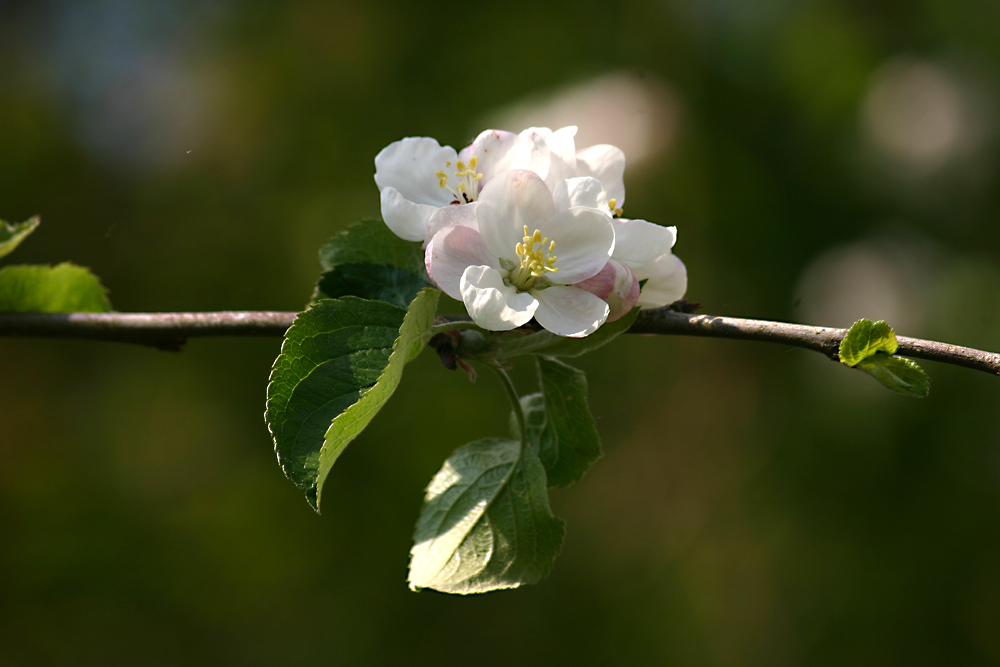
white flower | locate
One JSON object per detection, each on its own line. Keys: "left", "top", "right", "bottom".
{"left": 374, "top": 127, "right": 580, "bottom": 242}
{"left": 426, "top": 170, "right": 615, "bottom": 337}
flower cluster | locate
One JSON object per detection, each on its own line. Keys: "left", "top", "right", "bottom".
{"left": 374, "top": 126, "right": 686, "bottom": 337}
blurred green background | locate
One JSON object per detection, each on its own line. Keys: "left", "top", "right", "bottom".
{"left": 3, "top": 0, "right": 1000, "bottom": 664}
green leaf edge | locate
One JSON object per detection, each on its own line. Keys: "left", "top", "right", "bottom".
{"left": 313, "top": 287, "right": 440, "bottom": 512}
{"left": 0, "top": 216, "right": 40, "bottom": 260}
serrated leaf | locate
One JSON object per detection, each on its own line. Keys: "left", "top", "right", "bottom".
{"left": 478, "top": 307, "right": 640, "bottom": 361}
{"left": 0, "top": 216, "right": 40, "bottom": 259}
{"left": 856, "top": 352, "right": 931, "bottom": 397}
{"left": 318, "top": 218, "right": 425, "bottom": 276}
{"left": 513, "top": 358, "right": 602, "bottom": 487}
{"left": 316, "top": 263, "right": 427, "bottom": 309}
{"left": 839, "top": 319, "right": 898, "bottom": 367}
{"left": 409, "top": 438, "right": 565, "bottom": 594}
{"left": 0, "top": 263, "right": 111, "bottom": 313}
{"left": 266, "top": 289, "right": 439, "bottom": 511}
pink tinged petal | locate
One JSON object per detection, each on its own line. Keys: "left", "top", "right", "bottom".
{"left": 536, "top": 207, "right": 615, "bottom": 284}
{"left": 461, "top": 129, "right": 519, "bottom": 184}
{"left": 551, "top": 176, "right": 610, "bottom": 212}
{"left": 576, "top": 144, "right": 626, "bottom": 208}
{"left": 476, "top": 170, "right": 558, "bottom": 261}
{"left": 612, "top": 219, "right": 677, "bottom": 270}
{"left": 635, "top": 253, "right": 688, "bottom": 308}
{"left": 574, "top": 259, "right": 639, "bottom": 322}
{"left": 381, "top": 187, "right": 439, "bottom": 242}
{"left": 426, "top": 225, "right": 496, "bottom": 300}
{"left": 374, "top": 137, "right": 458, "bottom": 206}
{"left": 460, "top": 265, "right": 538, "bottom": 331}
{"left": 424, "top": 202, "right": 479, "bottom": 248}
{"left": 531, "top": 285, "right": 610, "bottom": 338}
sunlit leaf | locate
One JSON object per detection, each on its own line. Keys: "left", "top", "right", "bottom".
{"left": 839, "top": 318, "right": 898, "bottom": 367}
{"left": 0, "top": 263, "right": 111, "bottom": 313}
{"left": 409, "top": 438, "right": 565, "bottom": 594}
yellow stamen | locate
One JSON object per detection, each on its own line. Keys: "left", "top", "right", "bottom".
{"left": 508, "top": 225, "right": 559, "bottom": 290}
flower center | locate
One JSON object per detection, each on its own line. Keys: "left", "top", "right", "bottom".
{"left": 507, "top": 226, "right": 559, "bottom": 291}
{"left": 435, "top": 156, "right": 483, "bottom": 205}
{"left": 608, "top": 198, "right": 623, "bottom": 217}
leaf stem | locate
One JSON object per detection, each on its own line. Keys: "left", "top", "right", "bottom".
{"left": 490, "top": 365, "right": 527, "bottom": 446}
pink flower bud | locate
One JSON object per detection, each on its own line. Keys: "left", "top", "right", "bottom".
{"left": 573, "top": 259, "right": 640, "bottom": 322}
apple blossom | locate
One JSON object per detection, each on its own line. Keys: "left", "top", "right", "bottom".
{"left": 374, "top": 127, "right": 579, "bottom": 242}
{"left": 426, "top": 170, "right": 616, "bottom": 337}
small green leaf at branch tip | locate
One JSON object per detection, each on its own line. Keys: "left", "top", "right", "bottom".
{"left": 839, "top": 318, "right": 898, "bottom": 367}
{"left": 0, "top": 263, "right": 111, "bottom": 313}
{"left": 409, "top": 438, "right": 565, "bottom": 594}
{"left": 856, "top": 352, "right": 931, "bottom": 398}
{"left": 265, "top": 289, "right": 439, "bottom": 511}
{"left": 0, "top": 216, "right": 40, "bottom": 260}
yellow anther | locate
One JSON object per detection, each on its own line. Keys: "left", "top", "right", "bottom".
{"left": 509, "top": 226, "right": 559, "bottom": 290}
{"left": 456, "top": 161, "right": 466, "bottom": 172}
{"left": 468, "top": 156, "right": 478, "bottom": 168}
{"left": 446, "top": 161, "right": 452, "bottom": 167}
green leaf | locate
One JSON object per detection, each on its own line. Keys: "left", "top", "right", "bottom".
{"left": 515, "top": 357, "right": 602, "bottom": 487}
{"left": 0, "top": 216, "right": 40, "bottom": 259}
{"left": 266, "top": 289, "right": 439, "bottom": 511}
{"left": 476, "top": 307, "right": 641, "bottom": 361}
{"left": 409, "top": 438, "right": 566, "bottom": 594}
{"left": 839, "top": 319, "right": 898, "bottom": 367}
{"left": 856, "top": 352, "right": 931, "bottom": 398}
{"left": 0, "top": 263, "right": 111, "bottom": 313}
{"left": 318, "top": 218, "right": 425, "bottom": 276}
{"left": 316, "top": 263, "right": 428, "bottom": 309}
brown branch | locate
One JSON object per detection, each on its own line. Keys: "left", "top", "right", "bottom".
{"left": 0, "top": 311, "right": 299, "bottom": 351}
{"left": 1, "top": 308, "right": 998, "bottom": 375}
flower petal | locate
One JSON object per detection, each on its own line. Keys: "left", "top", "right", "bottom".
{"left": 510, "top": 128, "right": 553, "bottom": 180}
{"left": 576, "top": 144, "right": 626, "bottom": 209}
{"left": 541, "top": 126, "right": 579, "bottom": 188}
{"left": 635, "top": 253, "right": 688, "bottom": 308}
{"left": 476, "top": 170, "right": 558, "bottom": 261}
{"left": 536, "top": 206, "right": 615, "bottom": 284}
{"left": 374, "top": 137, "right": 457, "bottom": 206}
{"left": 425, "top": 202, "right": 479, "bottom": 247}
{"left": 612, "top": 219, "right": 677, "bottom": 270}
{"left": 380, "top": 187, "right": 439, "bottom": 242}
{"left": 460, "top": 265, "right": 538, "bottom": 331}
{"left": 460, "top": 129, "right": 520, "bottom": 184}
{"left": 551, "top": 176, "right": 610, "bottom": 212}
{"left": 573, "top": 259, "right": 639, "bottom": 322}
{"left": 532, "top": 285, "right": 610, "bottom": 337}
{"left": 426, "top": 225, "right": 495, "bottom": 300}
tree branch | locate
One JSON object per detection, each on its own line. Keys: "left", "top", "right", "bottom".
{"left": 1, "top": 309, "right": 998, "bottom": 375}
